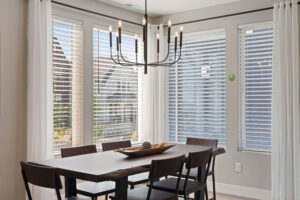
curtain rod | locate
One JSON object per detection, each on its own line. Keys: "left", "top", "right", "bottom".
{"left": 166, "top": 1, "right": 300, "bottom": 27}
{"left": 51, "top": 0, "right": 142, "bottom": 27}
{"left": 51, "top": 0, "right": 300, "bottom": 28}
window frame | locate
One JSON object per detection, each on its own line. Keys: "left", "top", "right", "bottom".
{"left": 167, "top": 28, "right": 227, "bottom": 147}
{"left": 238, "top": 21, "right": 273, "bottom": 153}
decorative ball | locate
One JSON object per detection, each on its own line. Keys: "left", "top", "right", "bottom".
{"left": 228, "top": 74, "right": 235, "bottom": 82}
{"left": 141, "top": 141, "right": 152, "bottom": 150}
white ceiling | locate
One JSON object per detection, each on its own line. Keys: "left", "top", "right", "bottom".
{"left": 97, "top": 0, "right": 243, "bottom": 16}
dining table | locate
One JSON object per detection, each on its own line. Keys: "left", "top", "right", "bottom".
{"left": 32, "top": 143, "right": 225, "bottom": 200}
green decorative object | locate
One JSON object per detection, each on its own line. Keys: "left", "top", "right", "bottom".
{"left": 228, "top": 74, "right": 235, "bottom": 82}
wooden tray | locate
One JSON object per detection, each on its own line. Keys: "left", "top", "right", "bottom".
{"left": 115, "top": 143, "right": 174, "bottom": 158}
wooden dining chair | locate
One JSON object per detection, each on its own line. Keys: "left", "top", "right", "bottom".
{"left": 152, "top": 149, "right": 213, "bottom": 200}
{"left": 110, "top": 155, "right": 185, "bottom": 200}
{"left": 20, "top": 161, "right": 85, "bottom": 200}
{"left": 101, "top": 140, "right": 149, "bottom": 189}
{"left": 185, "top": 137, "right": 218, "bottom": 200}
{"left": 61, "top": 145, "right": 115, "bottom": 200}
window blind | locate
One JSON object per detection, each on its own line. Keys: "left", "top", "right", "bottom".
{"left": 93, "top": 26, "right": 141, "bottom": 145}
{"left": 238, "top": 22, "right": 273, "bottom": 152}
{"left": 52, "top": 18, "right": 83, "bottom": 152}
{"left": 168, "top": 29, "right": 226, "bottom": 146}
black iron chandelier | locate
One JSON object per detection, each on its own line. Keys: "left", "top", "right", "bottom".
{"left": 108, "top": 0, "right": 183, "bottom": 74}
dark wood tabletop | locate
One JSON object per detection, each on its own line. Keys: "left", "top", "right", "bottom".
{"left": 32, "top": 143, "right": 225, "bottom": 200}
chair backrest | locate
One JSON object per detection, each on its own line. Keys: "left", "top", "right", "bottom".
{"left": 101, "top": 140, "right": 132, "bottom": 151}
{"left": 183, "top": 149, "right": 212, "bottom": 193}
{"left": 186, "top": 148, "right": 212, "bottom": 169}
{"left": 20, "top": 161, "right": 62, "bottom": 200}
{"left": 61, "top": 145, "right": 97, "bottom": 158}
{"left": 147, "top": 155, "right": 185, "bottom": 200}
{"left": 149, "top": 155, "right": 185, "bottom": 180}
{"left": 186, "top": 137, "right": 218, "bottom": 148}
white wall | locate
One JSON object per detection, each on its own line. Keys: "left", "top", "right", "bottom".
{"left": 0, "top": 0, "right": 27, "bottom": 199}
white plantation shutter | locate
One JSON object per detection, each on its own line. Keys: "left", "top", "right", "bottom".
{"left": 93, "top": 26, "right": 142, "bottom": 145}
{"left": 168, "top": 29, "right": 226, "bottom": 146}
{"left": 239, "top": 22, "right": 273, "bottom": 152}
{"left": 52, "top": 18, "right": 83, "bottom": 153}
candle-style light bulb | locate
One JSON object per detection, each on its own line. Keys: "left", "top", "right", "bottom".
{"left": 180, "top": 27, "right": 183, "bottom": 48}
{"left": 175, "top": 32, "right": 178, "bottom": 52}
{"left": 167, "top": 20, "right": 171, "bottom": 44}
{"left": 157, "top": 32, "right": 160, "bottom": 54}
{"left": 143, "top": 17, "right": 146, "bottom": 26}
{"left": 135, "top": 34, "right": 138, "bottom": 53}
{"left": 116, "top": 31, "right": 119, "bottom": 51}
{"left": 118, "top": 21, "right": 122, "bottom": 43}
{"left": 109, "top": 26, "right": 112, "bottom": 47}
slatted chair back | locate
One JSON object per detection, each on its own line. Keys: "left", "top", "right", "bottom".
{"left": 61, "top": 145, "right": 97, "bottom": 158}
{"left": 101, "top": 140, "right": 132, "bottom": 151}
{"left": 183, "top": 149, "right": 212, "bottom": 194}
{"left": 20, "top": 161, "right": 62, "bottom": 200}
{"left": 147, "top": 155, "right": 185, "bottom": 200}
{"left": 186, "top": 137, "right": 218, "bottom": 148}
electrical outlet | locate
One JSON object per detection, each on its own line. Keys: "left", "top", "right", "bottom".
{"left": 235, "top": 162, "right": 242, "bottom": 173}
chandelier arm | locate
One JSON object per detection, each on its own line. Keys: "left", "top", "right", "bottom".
{"left": 148, "top": 47, "right": 182, "bottom": 66}
{"left": 110, "top": 48, "right": 146, "bottom": 66}
{"left": 110, "top": 46, "right": 129, "bottom": 66}
{"left": 155, "top": 42, "right": 170, "bottom": 64}
{"left": 119, "top": 43, "right": 137, "bottom": 64}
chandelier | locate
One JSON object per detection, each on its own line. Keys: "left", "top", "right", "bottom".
{"left": 108, "top": 0, "right": 183, "bottom": 74}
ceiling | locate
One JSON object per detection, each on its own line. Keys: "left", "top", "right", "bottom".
{"left": 97, "top": 0, "right": 243, "bottom": 16}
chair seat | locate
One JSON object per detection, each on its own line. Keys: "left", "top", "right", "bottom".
{"left": 128, "top": 172, "right": 149, "bottom": 185}
{"left": 64, "top": 197, "right": 86, "bottom": 200}
{"left": 77, "top": 181, "right": 115, "bottom": 197}
{"left": 152, "top": 178, "right": 206, "bottom": 195}
{"left": 110, "top": 187, "right": 177, "bottom": 200}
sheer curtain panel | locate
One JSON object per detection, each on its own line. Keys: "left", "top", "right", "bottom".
{"left": 27, "top": 0, "right": 54, "bottom": 199}
{"left": 140, "top": 24, "right": 167, "bottom": 143}
{"left": 272, "top": 1, "right": 300, "bottom": 199}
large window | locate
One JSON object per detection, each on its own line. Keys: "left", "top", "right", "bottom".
{"left": 93, "top": 26, "right": 140, "bottom": 145}
{"left": 238, "top": 22, "right": 273, "bottom": 152}
{"left": 52, "top": 18, "right": 83, "bottom": 152}
{"left": 168, "top": 29, "right": 226, "bottom": 146}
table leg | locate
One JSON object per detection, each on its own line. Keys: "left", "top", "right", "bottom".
{"left": 195, "top": 166, "right": 205, "bottom": 200}
{"left": 115, "top": 176, "right": 128, "bottom": 200}
{"left": 65, "top": 176, "right": 77, "bottom": 197}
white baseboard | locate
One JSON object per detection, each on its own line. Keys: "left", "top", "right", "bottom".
{"left": 207, "top": 181, "right": 271, "bottom": 200}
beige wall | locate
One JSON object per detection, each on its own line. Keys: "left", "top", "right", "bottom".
{"left": 0, "top": 0, "right": 27, "bottom": 199}
{"left": 152, "top": 0, "right": 282, "bottom": 192}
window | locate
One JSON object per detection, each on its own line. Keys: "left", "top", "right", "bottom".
{"left": 168, "top": 29, "right": 226, "bottom": 146}
{"left": 238, "top": 22, "right": 273, "bottom": 152}
{"left": 93, "top": 26, "right": 140, "bottom": 145}
{"left": 52, "top": 18, "right": 83, "bottom": 152}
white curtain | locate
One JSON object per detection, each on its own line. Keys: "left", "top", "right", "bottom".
{"left": 141, "top": 24, "right": 167, "bottom": 144}
{"left": 272, "top": 1, "right": 300, "bottom": 199}
{"left": 27, "top": 0, "right": 54, "bottom": 199}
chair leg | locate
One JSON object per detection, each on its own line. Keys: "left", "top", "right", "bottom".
{"left": 105, "top": 194, "right": 108, "bottom": 200}
{"left": 130, "top": 184, "right": 134, "bottom": 189}
{"left": 92, "top": 197, "right": 97, "bottom": 200}
{"left": 212, "top": 172, "right": 216, "bottom": 200}
{"left": 205, "top": 187, "right": 209, "bottom": 200}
